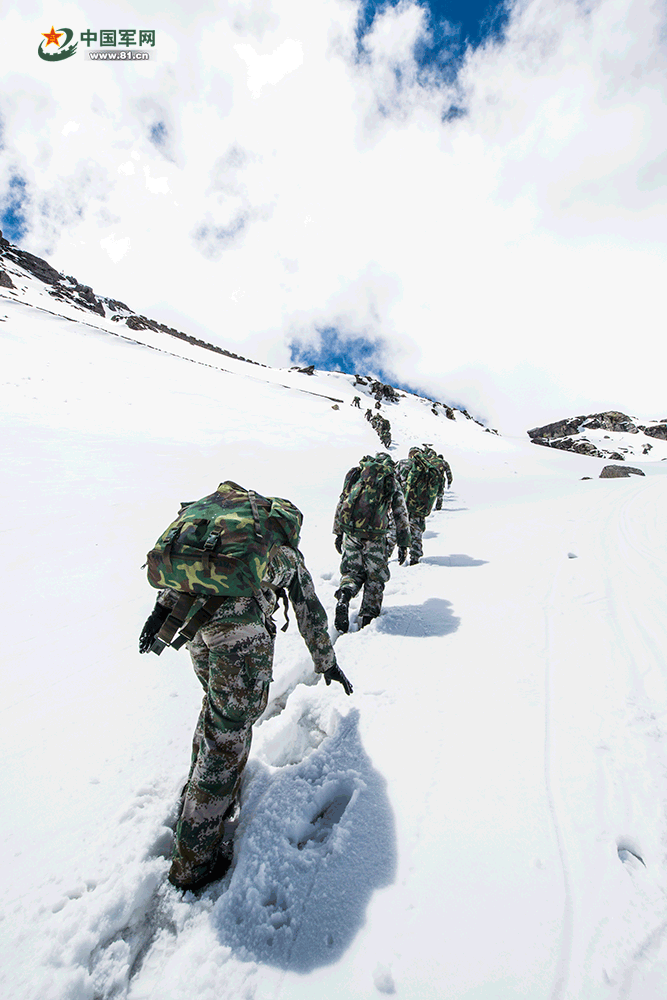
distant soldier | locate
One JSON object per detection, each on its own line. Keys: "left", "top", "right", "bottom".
{"left": 139, "top": 483, "right": 352, "bottom": 892}
{"left": 421, "top": 445, "right": 453, "bottom": 510}
{"left": 402, "top": 447, "right": 441, "bottom": 564}
{"left": 434, "top": 453, "right": 453, "bottom": 509}
{"left": 352, "top": 396, "right": 361, "bottom": 408}
{"left": 333, "top": 453, "right": 410, "bottom": 631}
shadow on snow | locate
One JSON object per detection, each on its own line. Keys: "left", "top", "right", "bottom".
{"left": 420, "top": 553, "right": 488, "bottom": 568}
{"left": 376, "top": 597, "right": 460, "bottom": 637}
{"left": 212, "top": 709, "right": 396, "bottom": 973}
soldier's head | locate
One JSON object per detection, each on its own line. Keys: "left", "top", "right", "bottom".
{"left": 375, "top": 452, "right": 394, "bottom": 467}
{"left": 408, "top": 446, "right": 420, "bottom": 458}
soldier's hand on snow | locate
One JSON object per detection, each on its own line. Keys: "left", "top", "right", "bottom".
{"left": 398, "top": 547, "right": 407, "bottom": 565}
{"left": 335, "top": 533, "right": 344, "bottom": 554}
{"left": 323, "top": 664, "right": 353, "bottom": 696}
{"left": 139, "top": 604, "right": 170, "bottom": 654}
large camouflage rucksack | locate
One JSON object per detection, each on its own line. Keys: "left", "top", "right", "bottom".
{"left": 404, "top": 451, "right": 441, "bottom": 517}
{"left": 145, "top": 481, "right": 302, "bottom": 653}
{"left": 336, "top": 454, "right": 396, "bottom": 539}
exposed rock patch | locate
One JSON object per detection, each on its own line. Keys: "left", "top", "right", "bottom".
{"left": 0, "top": 239, "right": 264, "bottom": 367}
{"left": 528, "top": 410, "right": 667, "bottom": 463}
{"left": 600, "top": 465, "right": 645, "bottom": 478}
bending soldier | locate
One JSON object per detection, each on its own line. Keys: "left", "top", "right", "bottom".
{"left": 140, "top": 485, "right": 352, "bottom": 892}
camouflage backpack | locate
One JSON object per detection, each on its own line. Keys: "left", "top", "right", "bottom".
{"left": 145, "top": 481, "right": 302, "bottom": 653}
{"left": 404, "top": 451, "right": 441, "bottom": 517}
{"left": 336, "top": 454, "right": 396, "bottom": 539}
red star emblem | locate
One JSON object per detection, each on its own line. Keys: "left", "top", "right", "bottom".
{"left": 42, "top": 26, "right": 64, "bottom": 47}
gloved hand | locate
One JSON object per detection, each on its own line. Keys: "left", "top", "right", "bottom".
{"left": 323, "top": 664, "right": 353, "bottom": 696}
{"left": 335, "top": 534, "right": 344, "bottom": 554}
{"left": 398, "top": 547, "right": 407, "bottom": 565}
{"left": 435, "top": 499, "right": 442, "bottom": 510}
{"left": 139, "top": 603, "right": 170, "bottom": 654}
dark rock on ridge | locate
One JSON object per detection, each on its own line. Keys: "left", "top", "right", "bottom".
{"left": 600, "top": 465, "right": 645, "bottom": 478}
{"left": 0, "top": 239, "right": 264, "bottom": 367}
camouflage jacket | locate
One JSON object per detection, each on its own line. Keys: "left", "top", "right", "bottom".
{"left": 333, "top": 458, "right": 411, "bottom": 547}
{"left": 158, "top": 544, "right": 336, "bottom": 674}
{"left": 395, "top": 457, "right": 412, "bottom": 489}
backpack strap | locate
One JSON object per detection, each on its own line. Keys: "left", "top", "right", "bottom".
{"left": 275, "top": 587, "right": 290, "bottom": 632}
{"left": 170, "top": 596, "right": 225, "bottom": 649}
{"left": 150, "top": 593, "right": 197, "bottom": 655}
{"left": 247, "top": 490, "right": 264, "bottom": 539}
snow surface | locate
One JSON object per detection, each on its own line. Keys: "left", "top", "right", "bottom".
{"left": 2, "top": 270, "right": 667, "bottom": 999}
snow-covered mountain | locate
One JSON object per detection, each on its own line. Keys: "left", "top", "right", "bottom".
{"left": 2, "top": 244, "right": 667, "bottom": 1000}
{"left": 528, "top": 411, "right": 667, "bottom": 464}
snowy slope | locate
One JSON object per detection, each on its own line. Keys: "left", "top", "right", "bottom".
{"left": 2, "top": 275, "right": 667, "bottom": 1000}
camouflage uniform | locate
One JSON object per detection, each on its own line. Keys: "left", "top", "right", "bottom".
{"left": 157, "top": 544, "right": 336, "bottom": 886}
{"left": 396, "top": 448, "right": 431, "bottom": 563}
{"left": 421, "top": 447, "right": 453, "bottom": 509}
{"left": 333, "top": 454, "right": 410, "bottom": 623}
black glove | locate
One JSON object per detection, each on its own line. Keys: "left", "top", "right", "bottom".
{"left": 398, "top": 547, "right": 407, "bottom": 565}
{"left": 335, "top": 533, "right": 344, "bottom": 554}
{"left": 323, "top": 664, "right": 353, "bottom": 696}
{"left": 139, "top": 603, "right": 170, "bottom": 654}
{"left": 435, "top": 499, "right": 442, "bottom": 511}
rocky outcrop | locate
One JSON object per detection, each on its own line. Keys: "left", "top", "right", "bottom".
{"left": 525, "top": 409, "right": 666, "bottom": 462}
{"left": 0, "top": 270, "right": 15, "bottom": 289}
{"left": 600, "top": 465, "right": 645, "bottom": 478}
{"left": 0, "top": 239, "right": 264, "bottom": 367}
{"left": 528, "top": 411, "right": 638, "bottom": 442}
{"left": 641, "top": 423, "right": 667, "bottom": 440}
{"left": 581, "top": 411, "right": 638, "bottom": 434}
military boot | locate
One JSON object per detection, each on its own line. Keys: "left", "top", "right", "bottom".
{"left": 359, "top": 614, "right": 374, "bottom": 629}
{"left": 334, "top": 590, "right": 351, "bottom": 633}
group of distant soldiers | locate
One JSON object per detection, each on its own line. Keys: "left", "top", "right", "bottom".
{"left": 332, "top": 444, "right": 452, "bottom": 632}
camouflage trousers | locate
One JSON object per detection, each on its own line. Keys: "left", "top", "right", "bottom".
{"left": 170, "top": 619, "right": 273, "bottom": 884}
{"left": 337, "top": 533, "right": 390, "bottom": 619}
{"left": 408, "top": 514, "right": 425, "bottom": 561}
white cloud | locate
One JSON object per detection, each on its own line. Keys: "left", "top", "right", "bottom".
{"left": 235, "top": 38, "right": 304, "bottom": 98}
{"left": 1, "top": 0, "right": 666, "bottom": 432}
{"left": 100, "top": 234, "right": 131, "bottom": 263}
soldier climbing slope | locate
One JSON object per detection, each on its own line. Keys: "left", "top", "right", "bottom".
{"left": 139, "top": 481, "right": 352, "bottom": 892}
{"left": 399, "top": 446, "right": 442, "bottom": 564}
{"left": 421, "top": 445, "right": 453, "bottom": 510}
{"left": 333, "top": 453, "right": 410, "bottom": 632}
{"left": 435, "top": 453, "right": 453, "bottom": 509}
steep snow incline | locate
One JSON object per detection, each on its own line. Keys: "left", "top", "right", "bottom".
{"left": 2, "top": 287, "right": 667, "bottom": 999}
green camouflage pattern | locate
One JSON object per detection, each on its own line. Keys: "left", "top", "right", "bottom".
{"left": 146, "top": 482, "right": 302, "bottom": 597}
{"left": 164, "top": 542, "right": 338, "bottom": 884}
{"left": 157, "top": 545, "right": 336, "bottom": 673}
{"left": 334, "top": 453, "right": 410, "bottom": 544}
{"left": 421, "top": 447, "right": 453, "bottom": 505}
{"left": 337, "top": 534, "right": 390, "bottom": 620}
{"left": 404, "top": 451, "right": 441, "bottom": 518}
